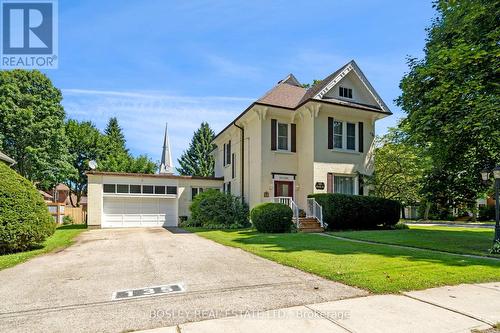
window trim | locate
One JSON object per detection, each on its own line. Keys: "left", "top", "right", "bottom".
{"left": 331, "top": 120, "right": 359, "bottom": 153}
{"left": 102, "top": 184, "right": 178, "bottom": 197}
{"left": 339, "top": 86, "right": 353, "bottom": 99}
{"left": 328, "top": 173, "right": 358, "bottom": 195}
{"left": 276, "top": 122, "right": 291, "bottom": 152}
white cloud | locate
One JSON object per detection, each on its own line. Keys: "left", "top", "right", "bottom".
{"left": 205, "top": 54, "right": 262, "bottom": 79}
{"left": 62, "top": 89, "right": 254, "bottom": 169}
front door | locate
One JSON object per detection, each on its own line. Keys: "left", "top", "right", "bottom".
{"left": 274, "top": 181, "right": 294, "bottom": 199}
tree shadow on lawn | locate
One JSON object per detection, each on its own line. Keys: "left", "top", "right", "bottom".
{"left": 333, "top": 227, "right": 496, "bottom": 256}
{"left": 222, "top": 229, "right": 500, "bottom": 269}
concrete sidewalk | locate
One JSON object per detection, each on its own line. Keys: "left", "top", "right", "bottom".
{"left": 139, "top": 282, "right": 500, "bottom": 333}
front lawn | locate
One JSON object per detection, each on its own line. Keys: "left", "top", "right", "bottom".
{"left": 0, "top": 224, "right": 87, "bottom": 270}
{"left": 188, "top": 228, "right": 500, "bottom": 293}
{"left": 333, "top": 226, "right": 496, "bottom": 257}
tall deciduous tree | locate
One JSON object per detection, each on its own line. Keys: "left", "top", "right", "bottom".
{"left": 177, "top": 122, "right": 215, "bottom": 177}
{"left": 65, "top": 119, "right": 105, "bottom": 207}
{"left": 396, "top": 0, "right": 500, "bottom": 209}
{"left": 367, "top": 128, "right": 431, "bottom": 217}
{"left": 0, "top": 70, "right": 72, "bottom": 188}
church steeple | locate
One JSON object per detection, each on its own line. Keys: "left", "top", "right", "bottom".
{"left": 159, "top": 123, "right": 174, "bottom": 174}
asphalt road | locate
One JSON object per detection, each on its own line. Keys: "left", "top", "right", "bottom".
{"left": 0, "top": 228, "right": 365, "bottom": 333}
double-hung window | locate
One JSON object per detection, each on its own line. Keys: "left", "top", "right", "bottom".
{"left": 333, "top": 121, "right": 343, "bottom": 149}
{"left": 346, "top": 123, "right": 356, "bottom": 150}
{"left": 332, "top": 121, "right": 357, "bottom": 151}
{"left": 277, "top": 123, "right": 289, "bottom": 151}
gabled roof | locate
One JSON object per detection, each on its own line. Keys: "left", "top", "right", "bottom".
{"left": 213, "top": 60, "right": 391, "bottom": 140}
{"left": 256, "top": 76, "right": 307, "bottom": 109}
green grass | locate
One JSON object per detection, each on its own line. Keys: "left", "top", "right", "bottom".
{"left": 0, "top": 224, "right": 87, "bottom": 270}
{"left": 187, "top": 228, "right": 500, "bottom": 293}
{"left": 332, "top": 226, "right": 497, "bottom": 257}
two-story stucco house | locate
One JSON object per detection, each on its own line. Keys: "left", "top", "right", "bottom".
{"left": 212, "top": 60, "right": 391, "bottom": 224}
{"left": 87, "top": 60, "right": 391, "bottom": 230}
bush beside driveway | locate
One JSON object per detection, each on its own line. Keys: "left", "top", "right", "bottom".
{"left": 0, "top": 224, "right": 87, "bottom": 270}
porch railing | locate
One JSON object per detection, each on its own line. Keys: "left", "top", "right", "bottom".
{"left": 306, "top": 198, "right": 324, "bottom": 228}
{"left": 273, "top": 197, "right": 299, "bottom": 227}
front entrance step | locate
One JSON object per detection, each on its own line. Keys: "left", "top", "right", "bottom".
{"left": 298, "top": 218, "right": 324, "bottom": 233}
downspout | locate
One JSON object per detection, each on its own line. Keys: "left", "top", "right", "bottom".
{"left": 234, "top": 123, "right": 245, "bottom": 203}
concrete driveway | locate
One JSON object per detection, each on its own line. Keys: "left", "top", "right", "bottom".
{"left": 0, "top": 228, "right": 365, "bottom": 333}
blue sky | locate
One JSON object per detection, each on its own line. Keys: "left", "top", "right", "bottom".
{"left": 47, "top": 0, "right": 435, "bottom": 168}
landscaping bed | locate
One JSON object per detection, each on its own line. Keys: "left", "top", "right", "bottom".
{"left": 187, "top": 228, "right": 500, "bottom": 293}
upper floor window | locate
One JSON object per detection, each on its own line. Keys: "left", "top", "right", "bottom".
{"left": 333, "top": 121, "right": 343, "bottom": 149}
{"left": 346, "top": 123, "right": 356, "bottom": 150}
{"left": 277, "top": 123, "right": 289, "bottom": 151}
{"left": 332, "top": 121, "right": 357, "bottom": 151}
{"left": 339, "top": 86, "right": 353, "bottom": 99}
{"left": 223, "top": 141, "right": 231, "bottom": 166}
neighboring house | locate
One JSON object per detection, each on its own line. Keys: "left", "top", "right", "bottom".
{"left": 0, "top": 151, "right": 16, "bottom": 166}
{"left": 212, "top": 60, "right": 391, "bottom": 212}
{"left": 52, "top": 183, "right": 88, "bottom": 210}
{"left": 87, "top": 123, "right": 224, "bottom": 228}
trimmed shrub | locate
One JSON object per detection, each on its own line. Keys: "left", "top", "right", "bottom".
{"left": 308, "top": 193, "right": 400, "bottom": 230}
{"left": 62, "top": 215, "right": 74, "bottom": 225}
{"left": 251, "top": 203, "right": 293, "bottom": 233}
{"left": 189, "top": 189, "right": 249, "bottom": 228}
{"left": 0, "top": 162, "right": 55, "bottom": 253}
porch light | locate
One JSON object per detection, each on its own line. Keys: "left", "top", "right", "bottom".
{"left": 481, "top": 168, "right": 490, "bottom": 181}
{"left": 493, "top": 165, "right": 500, "bottom": 180}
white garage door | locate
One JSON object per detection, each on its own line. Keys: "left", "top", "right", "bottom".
{"left": 103, "top": 197, "right": 177, "bottom": 228}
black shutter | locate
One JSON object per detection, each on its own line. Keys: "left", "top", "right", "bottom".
{"left": 358, "top": 176, "right": 364, "bottom": 196}
{"left": 271, "top": 119, "right": 277, "bottom": 151}
{"left": 291, "top": 123, "right": 296, "bottom": 152}
{"left": 231, "top": 153, "right": 235, "bottom": 178}
{"left": 358, "top": 122, "right": 364, "bottom": 153}
{"left": 328, "top": 117, "right": 333, "bottom": 149}
{"left": 227, "top": 141, "right": 231, "bottom": 164}
{"left": 223, "top": 144, "right": 226, "bottom": 166}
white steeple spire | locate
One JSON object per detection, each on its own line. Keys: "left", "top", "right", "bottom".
{"left": 159, "top": 123, "right": 174, "bottom": 174}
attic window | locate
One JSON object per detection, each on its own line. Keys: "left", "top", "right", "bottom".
{"left": 339, "top": 86, "right": 353, "bottom": 99}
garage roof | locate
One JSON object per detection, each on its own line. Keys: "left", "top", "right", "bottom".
{"left": 87, "top": 171, "right": 223, "bottom": 181}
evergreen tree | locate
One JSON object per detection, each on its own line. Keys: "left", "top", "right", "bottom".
{"left": 100, "top": 117, "right": 131, "bottom": 172}
{"left": 100, "top": 117, "right": 156, "bottom": 173}
{"left": 177, "top": 122, "right": 215, "bottom": 177}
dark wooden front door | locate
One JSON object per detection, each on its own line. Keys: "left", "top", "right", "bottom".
{"left": 274, "top": 181, "right": 294, "bottom": 198}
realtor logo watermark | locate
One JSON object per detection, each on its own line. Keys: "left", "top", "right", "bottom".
{"left": 1, "top": 0, "right": 58, "bottom": 68}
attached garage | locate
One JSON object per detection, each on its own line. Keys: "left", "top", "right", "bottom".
{"left": 87, "top": 172, "right": 224, "bottom": 229}
{"left": 102, "top": 197, "right": 177, "bottom": 228}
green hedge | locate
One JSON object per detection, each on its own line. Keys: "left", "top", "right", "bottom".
{"left": 0, "top": 162, "right": 55, "bottom": 253}
{"left": 188, "top": 189, "right": 249, "bottom": 228}
{"left": 251, "top": 203, "right": 293, "bottom": 233}
{"left": 308, "top": 193, "right": 400, "bottom": 230}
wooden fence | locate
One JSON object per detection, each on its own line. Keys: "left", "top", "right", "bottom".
{"left": 65, "top": 206, "right": 87, "bottom": 224}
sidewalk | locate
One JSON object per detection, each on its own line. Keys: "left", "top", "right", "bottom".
{"left": 138, "top": 282, "right": 500, "bottom": 333}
